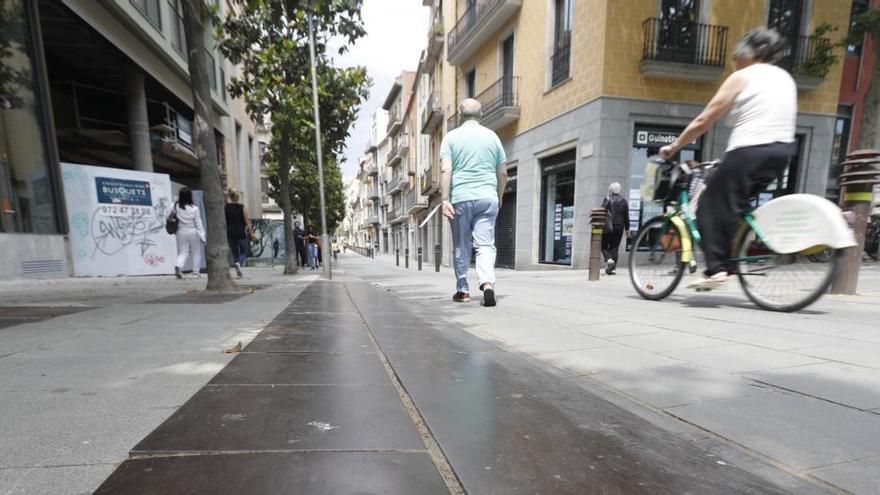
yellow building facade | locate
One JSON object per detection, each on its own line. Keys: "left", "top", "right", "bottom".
{"left": 435, "top": 0, "right": 849, "bottom": 270}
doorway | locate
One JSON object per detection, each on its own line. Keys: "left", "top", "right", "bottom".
{"left": 539, "top": 150, "right": 576, "bottom": 265}
{"left": 495, "top": 167, "right": 517, "bottom": 269}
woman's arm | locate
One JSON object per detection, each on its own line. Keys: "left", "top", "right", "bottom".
{"left": 194, "top": 206, "right": 206, "bottom": 242}
{"left": 660, "top": 71, "right": 746, "bottom": 160}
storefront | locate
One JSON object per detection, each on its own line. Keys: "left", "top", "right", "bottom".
{"left": 628, "top": 125, "right": 703, "bottom": 237}
{"left": 539, "top": 150, "right": 576, "bottom": 265}
{"left": 495, "top": 166, "right": 516, "bottom": 269}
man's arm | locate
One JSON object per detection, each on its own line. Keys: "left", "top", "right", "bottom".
{"left": 440, "top": 156, "right": 454, "bottom": 219}
{"left": 496, "top": 162, "right": 508, "bottom": 208}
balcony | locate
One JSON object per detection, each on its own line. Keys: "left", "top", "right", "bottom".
{"left": 420, "top": 169, "right": 440, "bottom": 196}
{"left": 406, "top": 186, "right": 429, "bottom": 214}
{"left": 776, "top": 34, "right": 833, "bottom": 91}
{"left": 368, "top": 186, "right": 380, "bottom": 201}
{"left": 387, "top": 173, "right": 409, "bottom": 195}
{"left": 388, "top": 137, "right": 409, "bottom": 167}
{"left": 388, "top": 206, "right": 406, "bottom": 224}
{"left": 475, "top": 76, "right": 520, "bottom": 131}
{"left": 447, "top": 112, "right": 460, "bottom": 132}
{"left": 366, "top": 215, "right": 380, "bottom": 226}
{"left": 639, "top": 18, "right": 728, "bottom": 82}
{"left": 447, "top": 0, "right": 522, "bottom": 66}
{"left": 421, "top": 94, "right": 444, "bottom": 135}
{"left": 424, "top": 21, "right": 445, "bottom": 74}
{"left": 387, "top": 108, "right": 403, "bottom": 135}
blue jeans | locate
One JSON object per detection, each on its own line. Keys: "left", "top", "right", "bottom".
{"left": 228, "top": 238, "right": 248, "bottom": 266}
{"left": 450, "top": 198, "right": 498, "bottom": 293}
{"left": 308, "top": 243, "right": 319, "bottom": 268}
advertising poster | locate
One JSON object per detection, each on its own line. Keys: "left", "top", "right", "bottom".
{"left": 61, "top": 163, "right": 176, "bottom": 277}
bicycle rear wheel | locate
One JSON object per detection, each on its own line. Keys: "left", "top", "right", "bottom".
{"left": 734, "top": 227, "right": 839, "bottom": 312}
{"left": 629, "top": 216, "right": 685, "bottom": 300}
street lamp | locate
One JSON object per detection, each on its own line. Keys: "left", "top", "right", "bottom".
{"left": 307, "top": 9, "right": 331, "bottom": 280}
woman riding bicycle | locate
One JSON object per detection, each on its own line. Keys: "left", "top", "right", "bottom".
{"left": 659, "top": 27, "right": 796, "bottom": 291}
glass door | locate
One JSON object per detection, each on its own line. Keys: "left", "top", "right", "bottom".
{"left": 768, "top": 0, "right": 805, "bottom": 70}
{"left": 539, "top": 150, "right": 576, "bottom": 265}
{"left": 501, "top": 35, "right": 515, "bottom": 107}
{"left": 658, "top": 0, "right": 700, "bottom": 63}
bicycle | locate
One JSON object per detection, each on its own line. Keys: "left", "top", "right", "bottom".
{"left": 628, "top": 159, "right": 856, "bottom": 312}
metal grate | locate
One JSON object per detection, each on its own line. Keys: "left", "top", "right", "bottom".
{"left": 20, "top": 260, "right": 64, "bottom": 276}
{"left": 495, "top": 192, "right": 517, "bottom": 269}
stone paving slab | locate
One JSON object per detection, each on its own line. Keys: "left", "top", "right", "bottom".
{"left": 661, "top": 343, "right": 826, "bottom": 373}
{"left": 95, "top": 452, "right": 448, "bottom": 495}
{"left": 1, "top": 463, "right": 115, "bottom": 495}
{"left": 666, "top": 392, "right": 880, "bottom": 470}
{"left": 748, "top": 361, "right": 880, "bottom": 410}
{"left": 209, "top": 352, "right": 387, "bottom": 385}
{"left": 243, "top": 327, "right": 374, "bottom": 353}
{"left": 807, "top": 456, "right": 880, "bottom": 495}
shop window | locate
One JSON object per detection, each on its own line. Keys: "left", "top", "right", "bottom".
{"left": 131, "top": 0, "right": 162, "bottom": 30}
{"left": 628, "top": 125, "right": 702, "bottom": 246}
{"left": 539, "top": 149, "right": 576, "bottom": 265}
{"left": 0, "top": 0, "right": 59, "bottom": 234}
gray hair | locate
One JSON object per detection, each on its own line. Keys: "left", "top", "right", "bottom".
{"left": 608, "top": 182, "right": 622, "bottom": 195}
{"left": 460, "top": 98, "right": 482, "bottom": 121}
{"left": 734, "top": 27, "right": 786, "bottom": 64}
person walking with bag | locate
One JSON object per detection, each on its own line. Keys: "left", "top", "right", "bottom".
{"left": 225, "top": 189, "right": 252, "bottom": 278}
{"left": 601, "top": 182, "right": 629, "bottom": 275}
{"left": 440, "top": 98, "right": 508, "bottom": 307}
{"left": 173, "top": 187, "right": 205, "bottom": 279}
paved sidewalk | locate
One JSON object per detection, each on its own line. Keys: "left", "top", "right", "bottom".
{"left": 0, "top": 268, "right": 313, "bottom": 494}
{"left": 342, "top": 252, "right": 880, "bottom": 494}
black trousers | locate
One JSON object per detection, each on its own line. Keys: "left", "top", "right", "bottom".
{"left": 602, "top": 226, "right": 625, "bottom": 262}
{"left": 696, "top": 142, "right": 792, "bottom": 276}
{"left": 295, "top": 243, "right": 308, "bottom": 266}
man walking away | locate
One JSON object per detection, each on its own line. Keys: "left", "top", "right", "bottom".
{"left": 440, "top": 98, "right": 508, "bottom": 307}
{"left": 601, "top": 182, "right": 629, "bottom": 275}
{"left": 225, "top": 190, "right": 252, "bottom": 278}
{"left": 293, "top": 221, "right": 308, "bottom": 267}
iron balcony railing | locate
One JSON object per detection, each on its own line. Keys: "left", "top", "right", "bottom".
{"left": 386, "top": 106, "right": 402, "bottom": 134}
{"left": 550, "top": 31, "right": 572, "bottom": 87}
{"left": 776, "top": 34, "right": 832, "bottom": 77}
{"left": 448, "top": 0, "right": 513, "bottom": 58}
{"left": 475, "top": 75, "right": 519, "bottom": 117}
{"left": 641, "top": 17, "right": 728, "bottom": 67}
{"left": 421, "top": 93, "right": 443, "bottom": 134}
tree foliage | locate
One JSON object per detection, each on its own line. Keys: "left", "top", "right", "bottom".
{"left": 218, "top": 0, "right": 369, "bottom": 271}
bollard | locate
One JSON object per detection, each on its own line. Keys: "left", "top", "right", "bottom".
{"left": 418, "top": 247, "right": 423, "bottom": 271}
{"left": 434, "top": 243, "right": 441, "bottom": 272}
{"left": 396, "top": 248, "right": 400, "bottom": 266}
{"left": 831, "top": 149, "right": 880, "bottom": 294}
{"left": 405, "top": 248, "right": 410, "bottom": 269}
{"left": 588, "top": 208, "right": 608, "bottom": 281}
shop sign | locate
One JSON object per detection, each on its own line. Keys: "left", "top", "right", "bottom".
{"left": 633, "top": 127, "right": 701, "bottom": 150}
{"left": 95, "top": 177, "right": 152, "bottom": 206}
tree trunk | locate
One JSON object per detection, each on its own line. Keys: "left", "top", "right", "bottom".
{"left": 857, "top": 31, "right": 880, "bottom": 150}
{"left": 181, "top": 0, "right": 235, "bottom": 291}
{"left": 277, "top": 129, "right": 298, "bottom": 275}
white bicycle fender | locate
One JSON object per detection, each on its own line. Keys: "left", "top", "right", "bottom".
{"left": 752, "top": 194, "right": 857, "bottom": 253}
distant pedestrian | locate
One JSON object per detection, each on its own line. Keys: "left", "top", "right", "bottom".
{"left": 601, "top": 182, "right": 629, "bottom": 275}
{"left": 440, "top": 98, "right": 508, "bottom": 307}
{"left": 173, "top": 187, "right": 205, "bottom": 279}
{"left": 272, "top": 238, "right": 280, "bottom": 259}
{"left": 332, "top": 239, "right": 340, "bottom": 260}
{"left": 293, "top": 221, "right": 308, "bottom": 267}
{"left": 304, "top": 224, "right": 320, "bottom": 270}
{"left": 225, "top": 190, "right": 252, "bottom": 278}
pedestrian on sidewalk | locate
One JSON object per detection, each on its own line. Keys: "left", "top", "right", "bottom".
{"left": 305, "top": 224, "right": 320, "bottom": 270}
{"left": 601, "top": 182, "right": 629, "bottom": 275}
{"left": 272, "top": 237, "right": 280, "bottom": 260}
{"left": 440, "top": 98, "right": 508, "bottom": 307}
{"left": 173, "top": 187, "right": 205, "bottom": 279}
{"left": 293, "top": 222, "right": 308, "bottom": 267}
{"left": 225, "top": 189, "right": 252, "bottom": 278}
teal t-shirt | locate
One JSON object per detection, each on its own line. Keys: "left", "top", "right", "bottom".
{"left": 440, "top": 120, "right": 506, "bottom": 204}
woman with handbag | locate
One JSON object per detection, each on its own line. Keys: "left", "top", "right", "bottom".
{"left": 601, "top": 182, "right": 629, "bottom": 275}
{"left": 173, "top": 187, "right": 205, "bottom": 279}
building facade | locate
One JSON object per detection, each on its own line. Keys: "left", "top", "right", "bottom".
{"left": 438, "top": 0, "right": 848, "bottom": 270}
{"left": 0, "top": 0, "right": 264, "bottom": 278}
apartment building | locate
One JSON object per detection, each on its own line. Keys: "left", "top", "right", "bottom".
{"left": 0, "top": 0, "right": 264, "bottom": 278}
{"left": 381, "top": 71, "right": 417, "bottom": 256}
{"left": 437, "top": 0, "right": 848, "bottom": 270}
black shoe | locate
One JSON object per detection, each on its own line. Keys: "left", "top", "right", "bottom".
{"left": 481, "top": 285, "right": 496, "bottom": 307}
{"left": 174, "top": 266, "right": 182, "bottom": 279}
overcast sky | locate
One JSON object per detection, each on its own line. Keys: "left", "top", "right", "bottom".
{"left": 333, "top": 0, "right": 429, "bottom": 181}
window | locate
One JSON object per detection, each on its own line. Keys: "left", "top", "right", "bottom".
{"left": 551, "top": 0, "right": 572, "bottom": 87}
{"left": 0, "top": 0, "right": 60, "bottom": 234}
{"left": 131, "top": 0, "right": 162, "bottom": 30}
{"left": 261, "top": 177, "right": 269, "bottom": 204}
{"left": 539, "top": 150, "right": 576, "bottom": 265}
{"left": 168, "top": 0, "right": 186, "bottom": 55}
{"left": 207, "top": 53, "right": 217, "bottom": 91}
{"left": 465, "top": 69, "right": 476, "bottom": 98}
{"left": 768, "top": 0, "right": 806, "bottom": 71}
{"left": 847, "top": 0, "right": 870, "bottom": 54}
{"left": 220, "top": 68, "right": 227, "bottom": 101}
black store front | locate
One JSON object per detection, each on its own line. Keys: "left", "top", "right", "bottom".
{"left": 494, "top": 166, "right": 516, "bottom": 269}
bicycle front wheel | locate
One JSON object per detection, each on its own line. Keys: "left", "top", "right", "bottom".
{"left": 629, "top": 216, "right": 685, "bottom": 300}
{"left": 734, "top": 227, "right": 839, "bottom": 312}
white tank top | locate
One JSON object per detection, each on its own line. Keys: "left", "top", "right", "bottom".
{"left": 726, "top": 63, "right": 797, "bottom": 152}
